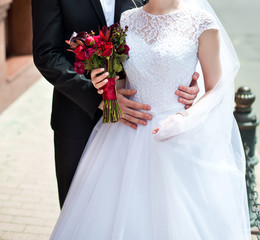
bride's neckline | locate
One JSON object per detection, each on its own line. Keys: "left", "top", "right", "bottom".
{"left": 140, "top": 5, "right": 189, "bottom": 17}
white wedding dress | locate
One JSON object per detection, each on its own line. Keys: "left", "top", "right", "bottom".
{"left": 50, "top": 7, "right": 251, "bottom": 240}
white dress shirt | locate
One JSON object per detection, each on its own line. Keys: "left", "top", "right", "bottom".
{"left": 99, "top": 0, "right": 116, "bottom": 26}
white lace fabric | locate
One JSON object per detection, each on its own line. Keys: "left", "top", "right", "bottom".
{"left": 120, "top": 7, "right": 218, "bottom": 113}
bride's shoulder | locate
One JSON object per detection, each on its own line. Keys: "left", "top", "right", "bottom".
{"left": 187, "top": 8, "right": 219, "bottom": 39}
{"left": 188, "top": 7, "right": 217, "bottom": 26}
{"left": 121, "top": 7, "right": 139, "bottom": 16}
{"left": 120, "top": 8, "right": 140, "bottom": 25}
{"left": 184, "top": 7, "right": 218, "bottom": 33}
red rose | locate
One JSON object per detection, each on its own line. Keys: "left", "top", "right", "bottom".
{"left": 102, "top": 42, "right": 113, "bottom": 57}
{"left": 74, "top": 61, "right": 85, "bottom": 74}
{"left": 116, "top": 44, "right": 129, "bottom": 55}
{"left": 84, "top": 37, "right": 95, "bottom": 46}
{"left": 74, "top": 45, "right": 86, "bottom": 60}
{"left": 123, "top": 45, "right": 130, "bottom": 55}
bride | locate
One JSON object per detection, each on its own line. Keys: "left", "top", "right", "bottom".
{"left": 50, "top": 0, "right": 251, "bottom": 239}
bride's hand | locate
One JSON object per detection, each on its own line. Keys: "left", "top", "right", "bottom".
{"left": 91, "top": 68, "right": 119, "bottom": 94}
{"left": 152, "top": 113, "right": 186, "bottom": 142}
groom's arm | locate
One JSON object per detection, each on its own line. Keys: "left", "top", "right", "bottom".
{"left": 31, "top": 0, "right": 102, "bottom": 119}
{"left": 176, "top": 72, "right": 200, "bottom": 109}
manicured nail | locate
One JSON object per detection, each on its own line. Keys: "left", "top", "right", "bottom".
{"left": 104, "top": 79, "right": 108, "bottom": 83}
{"left": 100, "top": 68, "right": 105, "bottom": 71}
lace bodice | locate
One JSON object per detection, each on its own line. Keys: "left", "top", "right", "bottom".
{"left": 120, "top": 7, "right": 218, "bottom": 113}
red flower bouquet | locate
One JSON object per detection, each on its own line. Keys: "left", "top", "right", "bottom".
{"left": 67, "top": 23, "right": 129, "bottom": 123}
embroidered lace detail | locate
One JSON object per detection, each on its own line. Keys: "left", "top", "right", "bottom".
{"left": 120, "top": 7, "right": 218, "bottom": 112}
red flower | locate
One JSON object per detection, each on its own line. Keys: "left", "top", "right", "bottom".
{"left": 84, "top": 37, "right": 95, "bottom": 46}
{"left": 99, "top": 26, "right": 110, "bottom": 41}
{"left": 117, "top": 44, "right": 130, "bottom": 55}
{"left": 123, "top": 45, "right": 130, "bottom": 55}
{"left": 93, "top": 36, "right": 101, "bottom": 43}
{"left": 93, "top": 36, "right": 102, "bottom": 48}
{"left": 74, "top": 45, "right": 86, "bottom": 60}
{"left": 102, "top": 42, "right": 113, "bottom": 57}
{"left": 74, "top": 61, "right": 85, "bottom": 74}
{"left": 86, "top": 48, "right": 96, "bottom": 60}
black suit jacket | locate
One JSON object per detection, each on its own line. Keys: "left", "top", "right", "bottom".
{"left": 31, "top": 0, "right": 147, "bottom": 137}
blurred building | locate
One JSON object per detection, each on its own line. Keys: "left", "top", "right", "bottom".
{"left": 0, "top": 0, "right": 40, "bottom": 112}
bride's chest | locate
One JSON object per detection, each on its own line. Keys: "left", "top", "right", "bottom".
{"left": 126, "top": 30, "right": 199, "bottom": 70}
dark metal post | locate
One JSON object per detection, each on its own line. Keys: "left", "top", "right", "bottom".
{"left": 234, "top": 86, "right": 259, "bottom": 227}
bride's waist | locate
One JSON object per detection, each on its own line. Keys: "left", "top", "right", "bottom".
{"left": 138, "top": 104, "right": 185, "bottom": 120}
{"left": 128, "top": 96, "right": 183, "bottom": 114}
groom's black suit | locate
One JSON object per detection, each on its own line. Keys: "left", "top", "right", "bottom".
{"left": 32, "top": 0, "right": 147, "bottom": 207}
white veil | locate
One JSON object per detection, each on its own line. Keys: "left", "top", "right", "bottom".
{"left": 153, "top": 0, "right": 251, "bottom": 238}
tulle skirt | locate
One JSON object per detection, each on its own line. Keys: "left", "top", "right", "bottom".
{"left": 50, "top": 108, "right": 251, "bottom": 240}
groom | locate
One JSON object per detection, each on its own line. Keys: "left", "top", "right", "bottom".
{"left": 31, "top": 0, "right": 200, "bottom": 208}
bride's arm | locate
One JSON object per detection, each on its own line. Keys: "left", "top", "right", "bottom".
{"left": 185, "top": 29, "right": 221, "bottom": 115}
{"left": 153, "top": 29, "right": 221, "bottom": 140}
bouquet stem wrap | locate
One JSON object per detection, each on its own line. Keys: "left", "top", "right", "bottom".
{"left": 101, "top": 78, "right": 123, "bottom": 123}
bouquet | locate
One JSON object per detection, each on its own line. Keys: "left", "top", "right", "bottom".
{"left": 66, "top": 23, "right": 130, "bottom": 123}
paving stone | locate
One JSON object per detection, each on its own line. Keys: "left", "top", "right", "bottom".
{"left": 0, "top": 214, "right": 13, "bottom": 223}
{"left": 0, "top": 223, "right": 25, "bottom": 233}
{"left": 24, "top": 225, "right": 53, "bottom": 235}
{"left": 1, "top": 231, "right": 38, "bottom": 240}
{"left": 12, "top": 216, "right": 46, "bottom": 226}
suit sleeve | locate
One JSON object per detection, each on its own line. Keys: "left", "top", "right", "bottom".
{"left": 31, "top": 0, "right": 102, "bottom": 119}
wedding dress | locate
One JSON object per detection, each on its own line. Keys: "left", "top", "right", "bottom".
{"left": 50, "top": 6, "right": 251, "bottom": 240}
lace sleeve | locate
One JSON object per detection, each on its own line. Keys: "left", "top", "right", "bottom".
{"left": 120, "top": 8, "right": 137, "bottom": 29}
{"left": 120, "top": 11, "right": 127, "bottom": 28}
{"left": 197, "top": 10, "right": 219, "bottom": 38}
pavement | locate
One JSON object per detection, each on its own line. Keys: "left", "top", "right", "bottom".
{"left": 0, "top": 0, "right": 260, "bottom": 239}
{"left": 0, "top": 79, "right": 59, "bottom": 240}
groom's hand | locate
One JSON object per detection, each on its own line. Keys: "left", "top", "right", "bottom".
{"left": 175, "top": 72, "right": 200, "bottom": 109}
{"left": 117, "top": 89, "right": 153, "bottom": 130}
